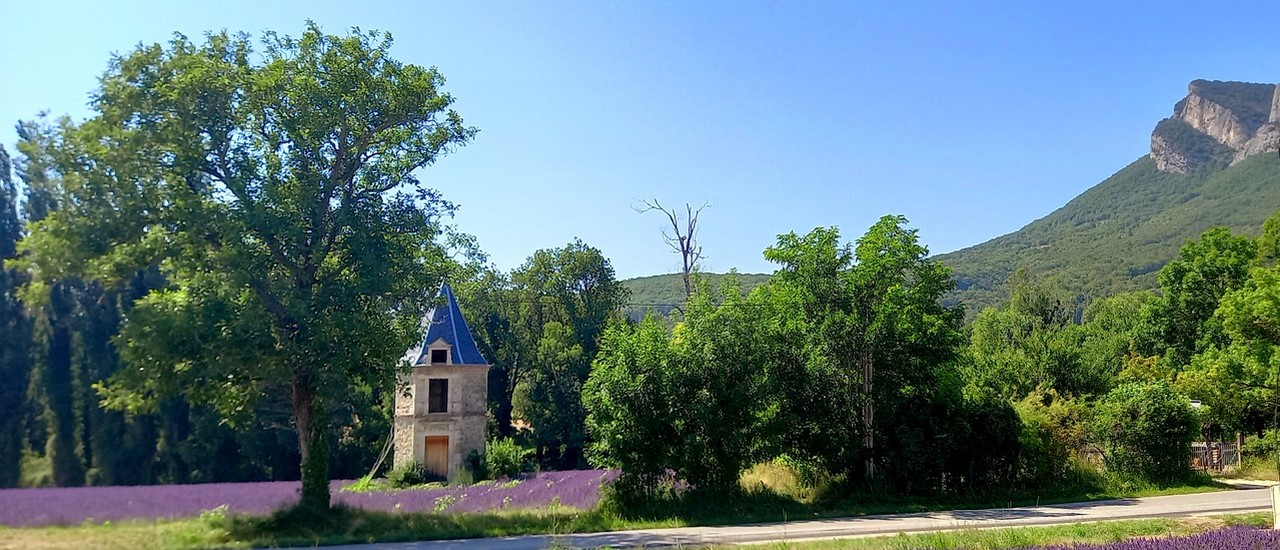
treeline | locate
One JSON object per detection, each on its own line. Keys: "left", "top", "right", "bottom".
{"left": 584, "top": 210, "right": 1280, "bottom": 500}
{"left": 0, "top": 130, "right": 634, "bottom": 486}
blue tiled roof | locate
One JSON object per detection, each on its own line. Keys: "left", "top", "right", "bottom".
{"left": 413, "top": 284, "right": 488, "bottom": 366}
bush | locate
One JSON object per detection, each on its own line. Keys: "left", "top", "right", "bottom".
{"left": 1243, "top": 430, "right": 1280, "bottom": 458}
{"left": 464, "top": 449, "right": 486, "bottom": 481}
{"left": 1014, "top": 389, "right": 1092, "bottom": 489}
{"left": 951, "top": 392, "right": 1024, "bottom": 493}
{"left": 386, "top": 461, "right": 431, "bottom": 487}
{"left": 486, "top": 438, "right": 529, "bottom": 480}
{"left": 1092, "top": 381, "right": 1198, "bottom": 484}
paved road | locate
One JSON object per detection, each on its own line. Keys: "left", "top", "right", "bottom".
{"left": 322, "top": 487, "right": 1272, "bottom": 549}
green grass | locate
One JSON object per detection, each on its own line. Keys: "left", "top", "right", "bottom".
{"left": 1219, "top": 458, "right": 1280, "bottom": 482}
{"left": 764, "top": 512, "right": 1270, "bottom": 549}
{"left": 0, "top": 502, "right": 1261, "bottom": 550}
{"left": 0, "top": 476, "right": 1232, "bottom": 549}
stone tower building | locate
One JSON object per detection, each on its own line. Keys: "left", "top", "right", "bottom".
{"left": 393, "top": 284, "right": 489, "bottom": 481}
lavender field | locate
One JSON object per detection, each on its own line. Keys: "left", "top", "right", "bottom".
{"left": 1019, "top": 525, "right": 1280, "bottom": 549}
{"left": 0, "top": 470, "right": 617, "bottom": 527}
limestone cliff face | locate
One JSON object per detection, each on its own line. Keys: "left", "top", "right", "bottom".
{"left": 1175, "top": 90, "right": 1253, "bottom": 148}
{"left": 1273, "top": 84, "right": 1280, "bottom": 122}
{"left": 1237, "top": 85, "right": 1280, "bottom": 162}
{"left": 1150, "top": 132, "right": 1190, "bottom": 173}
{"left": 1150, "top": 80, "right": 1278, "bottom": 173}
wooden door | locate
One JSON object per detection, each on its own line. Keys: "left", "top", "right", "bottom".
{"left": 424, "top": 436, "right": 449, "bottom": 479}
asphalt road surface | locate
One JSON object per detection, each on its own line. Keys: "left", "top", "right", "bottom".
{"left": 320, "top": 486, "right": 1272, "bottom": 549}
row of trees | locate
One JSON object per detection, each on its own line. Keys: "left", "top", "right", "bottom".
{"left": 584, "top": 211, "right": 1275, "bottom": 498}
{"left": 586, "top": 217, "right": 1018, "bottom": 497}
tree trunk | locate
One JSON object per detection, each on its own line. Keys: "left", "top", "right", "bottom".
{"left": 47, "top": 320, "right": 84, "bottom": 487}
{"left": 293, "top": 376, "right": 330, "bottom": 511}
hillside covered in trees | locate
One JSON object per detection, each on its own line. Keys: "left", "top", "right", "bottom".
{"left": 939, "top": 79, "right": 1280, "bottom": 313}
{"left": 620, "top": 272, "right": 770, "bottom": 319}
{"left": 940, "top": 152, "right": 1280, "bottom": 313}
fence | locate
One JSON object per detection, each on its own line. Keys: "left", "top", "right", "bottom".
{"left": 1190, "top": 442, "right": 1239, "bottom": 472}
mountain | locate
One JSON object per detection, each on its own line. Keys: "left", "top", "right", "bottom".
{"left": 620, "top": 272, "right": 771, "bottom": 319}
{"left": 938, "top": 79, "right": 1280, "bottom": 314}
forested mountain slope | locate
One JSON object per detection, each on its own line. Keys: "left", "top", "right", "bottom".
{"left": 621, "top": 272, "right": 770, "bottom": 319}
{"left": 940, "top": 129, "right": 1280, "bottom": 314}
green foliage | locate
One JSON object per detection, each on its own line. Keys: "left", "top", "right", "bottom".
{"left": 941, "top": 152, "right": 1280, "bottom": 315}
{"left": 589, "top": 218, "right": 976, "bottom": 500}
{"left": 964, "top": 271, "right": 1130, "bottom": 399}
{"left": 1012, "top": 390, "right": 1093, "bottom": 490}
{"left": 586, "top": 274, "right": 779, "bottom": 498}
{"left": 14, "top": 24, "right": 475, "bottom": 507}
{"left": 763, "top": 218, "right": 966, "bottom": 488}
{"left": 18, "top": 449, "right": 53, "bottom": 488}
{"left": 1091, "top": 382, "right": 1198, "bottom": 483}
{"left": 1178, "top": 263, "right": 1280, "bottom": 433}
{"left": 1137, "top": 226, "right": 1257, "bottom": 365}
{"left": 620, "top": 272, "right": 770, "bottom": 319}
{"left": 0, "top": 144, "right": 32, "bottom": 488}
{"left": 497, "top": 240, "right": 629, "bottom": 469}
{"left": 485, "top": 438, "right": 530, "bottom": 480}
{"left": 1242, "top": 430, "right": 1280, "bottom": 458}
{"left": 387, "top": 461, "right": 433, "bottom": 488}
{"left": 958, "top": 393, "right": 1025, "bottom": 490}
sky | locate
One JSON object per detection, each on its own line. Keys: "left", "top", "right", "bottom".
{"left": 2, "top": 1, "right": 1278, "bottom": 279}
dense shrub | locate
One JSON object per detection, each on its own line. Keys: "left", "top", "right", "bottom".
{"left": 951, "top": 392, "right": 1024, "bottom": 493}
{"left": 585, "top": 277, "right": 778, "bottom": 499}
{"left": 1014, "top": 389, "right": 1092, "bottom": 489}
{"left": 1243, "top": 430, "right": 1280, "bottom": 458}
{"left": 1091, "top": 381, "right": 1198, "bottom": 483}
{"left": 386, "top": 461, "right": 431, "bottom": 487}
{"left": 486, "top": 438, "right": 530, "bottom": 480}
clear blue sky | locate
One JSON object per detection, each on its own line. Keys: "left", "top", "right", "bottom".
{"left": 2, "top": 1, "right": 1277, "bottom": 279}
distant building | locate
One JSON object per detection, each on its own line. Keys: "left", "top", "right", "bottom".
{"left": 393, "top": 284, "right": 489, "bottom": 480}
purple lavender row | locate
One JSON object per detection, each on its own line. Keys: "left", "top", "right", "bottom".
{"left": 1005, "top": 525, "right": 1280, "bottom": 550}
{"left": 0, "top": 470, "right": 619, "bottom": 527}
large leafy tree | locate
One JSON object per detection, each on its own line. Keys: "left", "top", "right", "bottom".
{"left": 965, "top": 272, "right": 1123, "bottom": 399}
{"left": 763, "top": 216, "right": 964, "bottom": 485}
{"left": 453, "top": 266, "right": 525, "bottom": 439}
{"left": 1179, "top": 266, "right": 1280, "bottom": 434}
{"left": 510, "top": 240, "right": 629, "bottom": 469}
{"left": 1137, "top": 227, "right": 1257, "bottom": 366}
{"left": 585, "top": 275, "right": 777, "bottom": 496}
{"left": 1091, "top": 381, "right": 1197, "bottom": 483}
{"left": 16, "top": 25, "right": 475, "bottom": 508}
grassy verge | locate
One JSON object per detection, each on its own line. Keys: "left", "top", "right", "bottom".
{"left": 0, "top": 477, "right": 1234, "bottom": 549}
{"left": 1218, "top": 457, "right": 1280, "bottom": 481}
{"left": 765, "top": 512, "right": 1270, "bottom": 549}
{"left": 0, "top": 508, "right": 1264, "bottom": 550}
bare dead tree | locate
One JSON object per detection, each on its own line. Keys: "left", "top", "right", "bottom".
{"left": 635, "top": 199, "right": 709, "bottom": 299}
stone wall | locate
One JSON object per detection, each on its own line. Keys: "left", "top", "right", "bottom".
{"left": 392, "top": 363, "right": 489, "bottom": 480}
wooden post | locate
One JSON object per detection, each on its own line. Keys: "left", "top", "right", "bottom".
{"left": 1272, "top": 484, "right": 1280, "bottom": 529}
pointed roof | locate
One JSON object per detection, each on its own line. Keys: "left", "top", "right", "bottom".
{"left": 413, "top": 284, "right": 488, "bottom": 366}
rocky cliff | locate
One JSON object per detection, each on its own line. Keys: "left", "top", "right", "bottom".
{"left": 1236, "top": 84, "right": 1280, "bottom": 161}
{"left": 1150, "top": 80, "right": 1278, "bottom": 173}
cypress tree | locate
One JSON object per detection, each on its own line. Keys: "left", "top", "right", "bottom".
{"left": 0, "top": 145, "right": 33, "bottom": 487}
